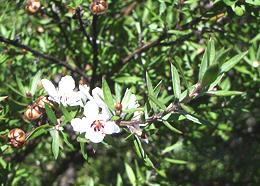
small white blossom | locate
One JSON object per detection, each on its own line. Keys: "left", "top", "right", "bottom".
{"left": 71, "top": 87, "right": 120, "bottom": 143}
{"left": 41, "top": 75, "right": 86, "bottom": 107}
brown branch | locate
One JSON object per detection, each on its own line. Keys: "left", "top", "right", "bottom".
{"left": 90, "top": 15, "right": 99, "bottom": 89}
{"left": 76, "top": 7, "right": 92, "bottom": 45}
{"left": 0, "top": 36, "right": 87, "bottom": 79}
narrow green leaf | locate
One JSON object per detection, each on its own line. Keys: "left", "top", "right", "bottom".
{"left": 80, "top": 142, "right": 88, "bottom": 160}
{"left": 148, "top": 94, "right": 166, "bottom": 110}
{"left": 30, "top": 71, "right": 42, "bottom": 96}
{"left": 114, "top": 83, "right": 122, "bottom": 103}
{"left": 15, "top": 75, "right": 26, "bottom": 96}
{"left": 26, "top": 124, "right": 50, "bottom": 141}
{"left": 179, "top": 110, "right": 202, "bottom": 125}
{"left": 134, "top": 137, "right": 146, "bottom": 159}
{"left": 207, "top": 90, "right": 243, "bottom": 96}
{"left": 125, "top": 163, "right": 136, "bottom": 186}
{"left": 116, "top": 173, "right": 123, "bottom": 186}
{"left": 45, "top": 104, "right": 57, "bottom": 125}
{"left": 171, "top": 64, "right": 181, "bottom": 100}
{"left": 201, "top": 64, "right": 220, "bottom": 87}
{"left": 61, "top": 132, "right": 74, "bottom": 150}
{"left": 165, "top": 158, "right": 187, "bottom": 164}
{"left": 50, "top": 130, "right": 60, "bottom": 159}
{"left": 207, "top": 38, "right": 216, "bottom": 66}
{"left": 60, "top": 105, "right": 73, "bottom": 124}
{"left": 198, "top": 46, "right": 208, "bottom": 81}
{"left": 102, "top": 79, "right": 114, "bottom": 111}
{"left": 220, "top": 51, "right": 248, "bottom": 73}
{"left": 163, "top": 121, "right": 183, "bottom": 134}
{"left": 121, "top": 89, "right": 132, "bottom": 108}
{"left": 146, "top": 72, "right": 154, "bottom": 96}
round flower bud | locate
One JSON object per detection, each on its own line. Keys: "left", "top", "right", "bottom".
{"left": 90, "top": 0, "right": 108, "bottom": 15}
{"left": 114, "top": 103, "right": 122, "bottom": 111}
{"left": 8, "top": 128, "right": 26, "bottom": 148}
{"left": 36, "top": 96, "right": 54, "bottom": 109}
{"left": 25, "top": 0, "right": 41, "bottom": 14}
{"left": 24, "top": 104, "right": 42, "bottom": 121}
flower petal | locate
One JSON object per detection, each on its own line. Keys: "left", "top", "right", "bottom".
{"left": 83, "top": 100, "right": 99, "bottom": 122}
{"left": 92, "top": 87, "right": 106, "bottom": 107}
{"left": 71, "top": 117, "right": 89, "bottom": 133}
{"left": 79, "top": 85, "right": 92, "bottom": 101}
{"left": 85, "top": 128, "right": 105, "bottom": 143}
{"left": 103, "top": 121, "right": 120, "bottom": 134}
{"left": 58, "top": 76, "right": 75, "bottom": 93}
{"left": 41, "top": 79, "right": 58, "bottom": 101}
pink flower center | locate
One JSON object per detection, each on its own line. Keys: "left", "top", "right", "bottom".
{"left": 91, "top": 120, "right": 104, "bottom": 132}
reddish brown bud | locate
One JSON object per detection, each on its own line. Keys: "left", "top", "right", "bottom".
{"left": 114, "top": 103, "right": 122, "bottom": 111}
{"left": 8, "top": 128, "right": 26, "bottom": 148}
{"left": 25, "top": 0, "right": 41, "bottom": 14}
{"left": 90, "top": 0, "right": 108, "bottom": 15}
{"left": 24, "top": 104, "right": 42, "bottom": 121}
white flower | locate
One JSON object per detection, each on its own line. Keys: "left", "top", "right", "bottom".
{"left": 71, "top": 87, "right": 120, "bottom": 143}
{"left": 41, "top": 76, "right": 86, "bottom": 107}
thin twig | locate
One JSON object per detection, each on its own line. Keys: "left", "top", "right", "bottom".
{"left": 0, "top": 36, "right": 87, "bottom": 79}
{"left": 76, "top": 7, "right": 92, "bottom": 45}
{"left": 90, "top": 15, "right": 99, "bottom": 89}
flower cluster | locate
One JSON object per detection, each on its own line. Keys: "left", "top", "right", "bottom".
{"left": 41, "top": 76, "right": 147, "bottom": 143}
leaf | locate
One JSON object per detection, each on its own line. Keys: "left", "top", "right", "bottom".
{"left": 60, "top": 105, "right": 73, "bottom": 124}
{"left": 207, "top": 90, "right": 243, "bottom": 96}
{"left": 148, "top": 94, "right": 166, "bottom": 110}
{"left": 171, "top": 64, "right": 181, "bottom": 100}
{"left": 15, "top": 75, "right": 26, "bottom": 96}
{"left": 114, "top": 76, "right": 142, "bottom": 84}
{"left": 220, "top": 51, "right": 248, "bottom": 73}
{"left": 45, "top": 104, "right": 57, "bottom": 125}
{"left": 26, "top": 124, "right": 50, "bottom": 141}
{"left": 201, "top": 64, "right": 220, "bottom": 87}
{"left": 114, "top": 83, "right": 122, "bottom": 103}
{"left": 61, "top": 132, "right": 74, "bottom": 150}
{"left": 198, "top": 46, "right": 208, "bottom": 81}
{"left": 165, "top": 158, "right": 188, "bottom": 165}
{"left": 30, "top": 71, "right": 42, "bottom": 96}
{"left": 125, "top": 163, "right": 136, "bottom": 186}
{"left": 116, "top": 173, "right": 123, "bottom": 186}
{"left": 121, "top": 89, "right": 132, "bottom": 108}
{"left": 179, "top": 110, "right": 203, "bottom": 125}
{"left": 162, "top": 121, "right": 183, "bottom": 134}
{"left": 102, "top": 79, "right": 114, "bottom": 111}
{"left": 50, "top": 130, "right": 60, "bottom": 159}
{"left": 134, "top": 137, "right": 146, "bottom": 159}
{"left": 80, "top": 142, "right": 88, "bottom": 160}
{"left": 146, "top": 72, "right": 155, "bottom": 96}
{"left": 207, "top": 38, "right": 216, "bottom": 66}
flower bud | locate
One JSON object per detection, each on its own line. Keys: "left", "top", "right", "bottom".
{"left": 24, "top": 104, "right": 42, "bottom": 121}
{"left": 8, "top": 128, "right": 26, "bottom": 148}
{"left": 90, "top": 0, "right": 108, "bottom": 15}
{"left": 114, "top": 103, "right": 122, "bottom": 111}
{"left": 25, "top": 0, "right": 41, "bottom": 14}
{"left": 36, "top": 96, "right": 54, "bottom": 109}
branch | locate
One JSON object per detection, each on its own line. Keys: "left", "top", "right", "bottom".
{"left": 90, "top": 15, "right": 99, "bottom": 89}
{"left": 119, "top": 83, "right": 202, "bottom": 127}
{"left": 76, "top": 7, "right": 92, "bottom": 45}
{"left": 0, "top": 36, "right": 87, "bottom": 79}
